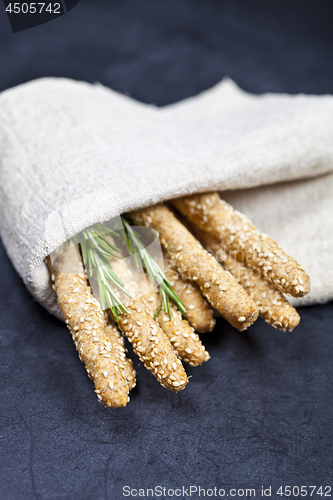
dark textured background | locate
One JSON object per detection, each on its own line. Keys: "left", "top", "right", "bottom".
{"left": 0, "top": 1, "right": 333, "bottom": 499}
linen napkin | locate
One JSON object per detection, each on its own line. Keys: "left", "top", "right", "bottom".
{"left": 0, "top": 77, "right": 332, "bottom": 319}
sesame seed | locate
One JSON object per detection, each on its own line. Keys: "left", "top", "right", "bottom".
{"left": 173, "top": 382, "right": 180, "bottom": 387}
{"left": 238, "top": 316, "right": 246, "bottom": 322}
{"left": 204, "top": 282, "right": 210, "bottom": 288}
{"left": 74, "top": 326, "right": 79, "bottom": 331}
{"left": 176, "top": 246, "right": 183, "bottom": 251}
{"left": 188, "top": 305, "right": 195, "bottom": 310}
{"left": 68, "top": 298, "right": 73, "bottom": 304}
{"left": 185, "top": 348, "right": 192, "bottom": 354}
{"left": 73, "top": 287, "right": 79, "bottom": 293}
{"left": 137, "top": 321, "right": 143, "bottom": 326}
{"left": 109, "top": 382, "right": 114, "bottom": 390}
{"left": 172, "top": 362, "right": 177, "bottom": 370}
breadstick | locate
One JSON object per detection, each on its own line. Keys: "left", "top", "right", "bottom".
{"left": 129, "top": 204, "right": 259, "bottom": 331}
{"left": 103, "top": 316, "right": 136, "bottom": 390}
{"left": 171, "top": 193, "right": 310, "bottom": 298}
{"left": 192, "top": 227, "right": 300, "bottom": 332}
{"left": 141, "top": 284, "right": 210, "bottom": 366}
{"left": 162, "top": 251, "right": 215, "bottom": 333}
{"left": 109, "top": 259, "right": 188, "bottom": 392}
{"left": 47, "top": 246, "right": 134, "bottom": 408}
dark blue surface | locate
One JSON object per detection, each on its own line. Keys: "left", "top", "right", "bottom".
{"left": 0, "top": 1, "right": 332, "bottom": 498}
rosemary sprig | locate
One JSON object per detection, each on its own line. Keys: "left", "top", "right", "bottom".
{"left": 122, "top": 217, "right": 186, "bottom": 319}
{"left": 66, "top": 219, "right": 186, "bottom": 321}
{"left": 76, "top": 226, "right": 132, "bottom": 321}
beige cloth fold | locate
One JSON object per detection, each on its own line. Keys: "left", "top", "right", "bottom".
{"left": 0, "top": 77, "right": 332, "bottom": 319}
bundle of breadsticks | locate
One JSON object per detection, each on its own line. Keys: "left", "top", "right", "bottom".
{"left": 47, "top": 192, "right": 310, "bottom": 408}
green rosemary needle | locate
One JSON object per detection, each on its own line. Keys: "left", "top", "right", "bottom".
{"left": 122, "top": 217, "right": 186, "bottom": 319}
{"left": 76, "top": 225, "right": 132, "bottom": 321}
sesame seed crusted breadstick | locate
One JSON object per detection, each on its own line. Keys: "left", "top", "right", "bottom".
{"left": 193, "top": 228, "right": 300, "bottom": 332}
{"left": 171, "top": 193, "right": 310, "bottom": 298}
{"left": 129, "top": 204, "right": 259, "bottom": 331}
{"left": 47, "top": 246, "right": 133, "bottom": 408}
{"left": 103, "top": 316, "right": 136, "bottom": 390}
{"left": 109, "top": 259, "right": 188, "bottom": 392}
{"left": 141, "top": 284, "right": 210, "bottom": 366}
{"left": 163, "top": 252, "right": 215, "bottom": 333}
